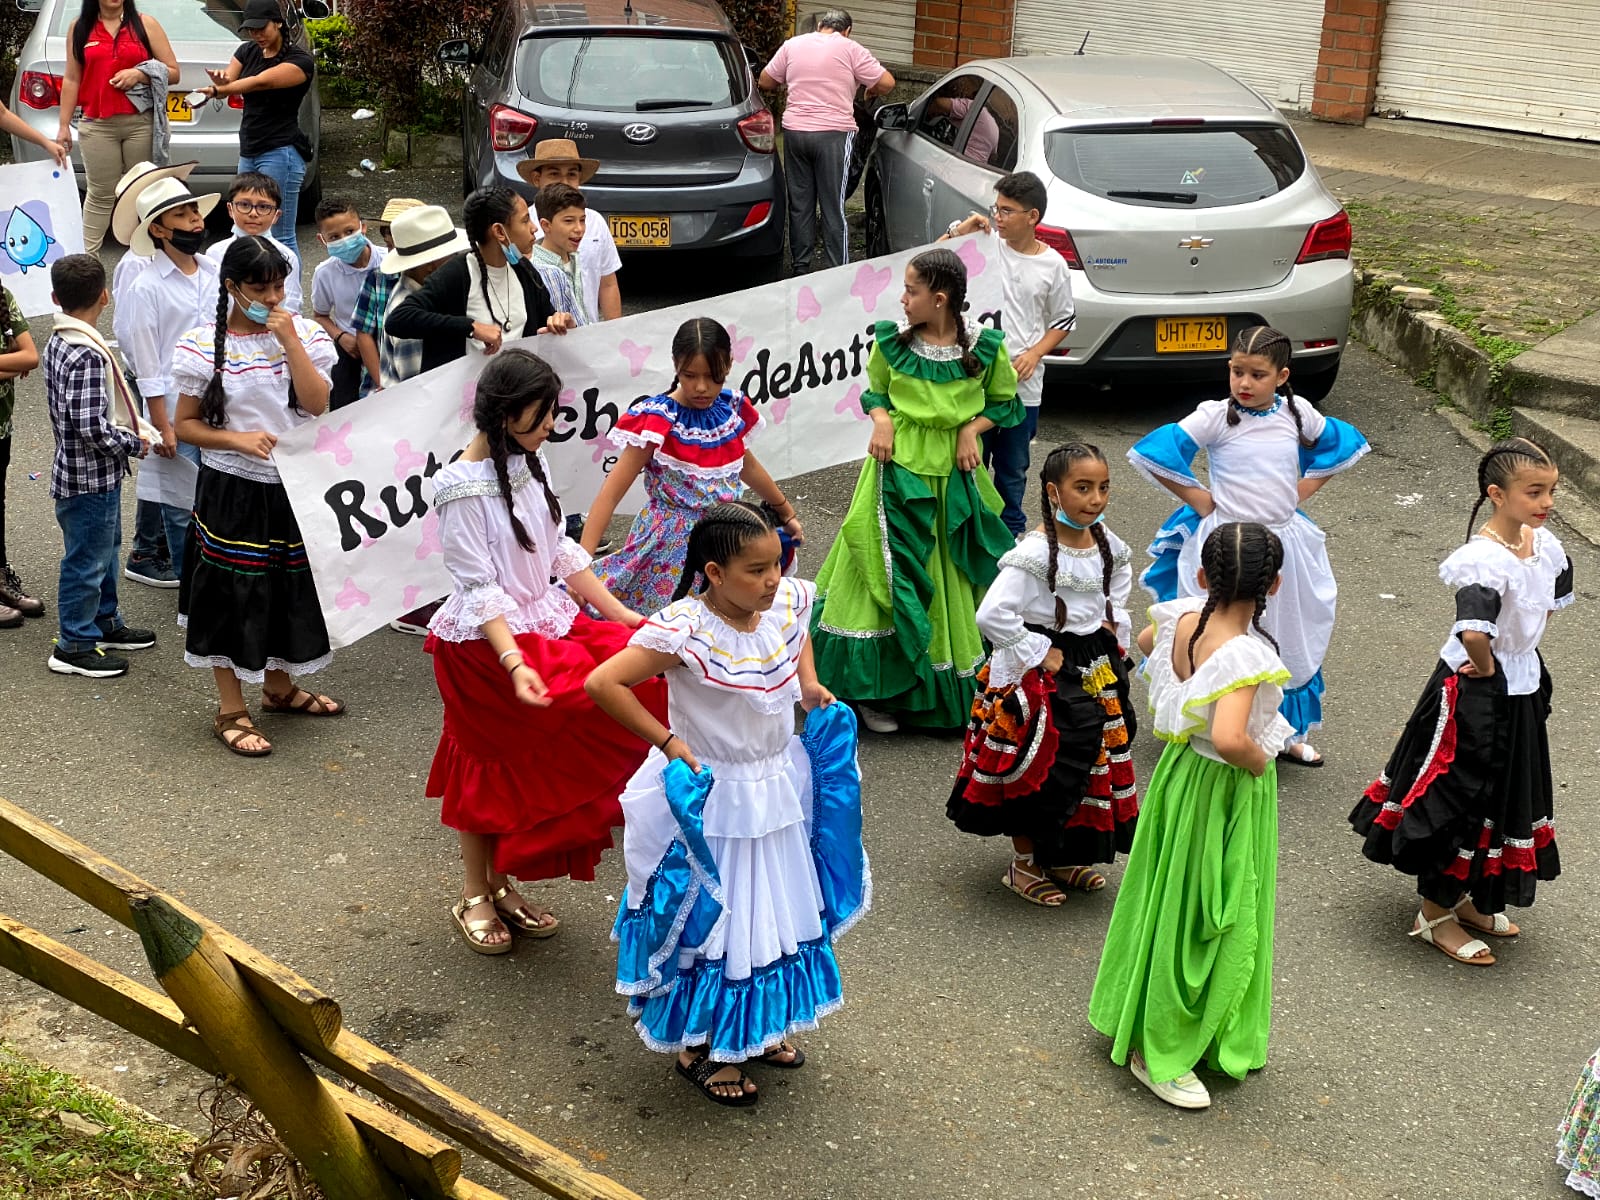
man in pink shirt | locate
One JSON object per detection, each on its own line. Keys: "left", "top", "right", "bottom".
{"left": 760, "top": 10, "right": 895, "bottom": 273}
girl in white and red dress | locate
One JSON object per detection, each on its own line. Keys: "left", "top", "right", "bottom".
{"left": 1350, "top": 438, "right": 1571, "bottom": 966}
{"left": 425, "top": 348, "right": 667, "bottom": 955}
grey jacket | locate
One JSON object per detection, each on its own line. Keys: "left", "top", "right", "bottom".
{"left": 124, "top": 58, "right": 171, "bottom": 166}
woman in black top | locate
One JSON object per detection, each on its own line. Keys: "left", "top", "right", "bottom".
{"left": 387, "top": 186, "right": 573, "bottom": 375}
{"left": 197, "top": 0, "right": 314, "bottom": 253}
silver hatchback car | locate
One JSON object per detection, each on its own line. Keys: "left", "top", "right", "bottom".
{"left": 865, "top": 54, "right": 1353, "bottom": 398}
{"left": 8, "top": 0, "right": 324, "bottom": 214}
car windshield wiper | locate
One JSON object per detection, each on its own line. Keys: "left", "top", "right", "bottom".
{"left": 635, "top": 98, "right": 715, "bottom": 111}
{"left": 1106, "top": 190, "right": 1200, "bottom": 204}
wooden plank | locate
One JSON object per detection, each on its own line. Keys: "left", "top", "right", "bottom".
{"left": 311, "top": 1031, "right": 645, "bottom": 1200}
{"left": 0, "top": 795, "right": 343, "bottom": 1048}
{"left": 339, "top": 1089, "right": 464, "bottom": 1199}
{"left": 452, "top": 1178, "right": 511, "bottom": 1200}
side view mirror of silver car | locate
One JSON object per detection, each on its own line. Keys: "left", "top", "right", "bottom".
{"left": 438, "top": 39, "right": 475, "bottom": 67}
{"left": 300, "top": 0, "right": 331, "bottom": 18}
{"left": 875, "top": 103, "right": 911, "bottom": 131}
{"left": 15, "top": 0, "right": 46, "bottom": 13}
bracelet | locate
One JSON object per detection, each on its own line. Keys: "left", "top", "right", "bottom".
{"left": 497, "top": 648, "right": 521, "bottom": 665}
{"left": 946, "top": 219, "right": 962, "bottom": 238}
{"left": 659, "top": 732, "right": 676, "bottom": 751}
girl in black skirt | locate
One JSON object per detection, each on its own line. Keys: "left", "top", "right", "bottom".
{"left": 948, "top": 443, "right": 1139, "bottom": 907}
{"left": 1350, "top": 438, "right": 1571, "bottom": 965}
{"left": 173, "top": 236, "right": 344, "bottom": 757}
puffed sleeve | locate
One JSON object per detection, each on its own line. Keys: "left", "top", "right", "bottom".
{"left": 861, "top": 340, "right": 892, "bottom": 413}
{"left": 1439, "top": 543, "right": 1510, "bottom": 640}
{"left": 1108, "top": 533, "right": 1134, "bottom": 651}
{"left": 736, "top": 393, "right": 761, "bottom": 438}
{"left": 610, "top": 393, "right": 675, "bottom": 450}
{"left": 1128, "top": 400, "right": 1226, "bottom": 490}
{"left": 1452, "top": 584, "right": 1501, "bottom": 641}
{"left": 170, "top": 331, "right": 215, "bottom": 401}
{"left": 299, "top": 319, "right": 338, "bottom": 387}
{"left": 977, "top": 557, "right": 1053, "bottom": 690}
{"left": 429, "top": 495, "right": 519, "bottom": 640}
{"left": 1298, "top": 412, "right": 1370, "bottom": 479}
{"left": 629, "top": 598, "right": 702, "bottom": 658}
{"left": 979, "top": 342, "right": 1024, "bottom": 429}
{"left": 551, "top": 536, "right": 592, "bottom": 582}
{"left": 1548, "top": 532, "right": 1575, "bottom": 610}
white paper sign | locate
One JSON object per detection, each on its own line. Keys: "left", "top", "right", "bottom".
{"left": 273, "top": 239, "right": 1006, "bottom": 648}
{"left": 0, "top": 161, "right": 85, "bottom": 317}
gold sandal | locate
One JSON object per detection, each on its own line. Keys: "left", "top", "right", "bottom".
{"left": 451, "top": 893, "right": 512, "bottom": 955}
{"left": 490, "top": 884, "right": 560, "bottom": 939}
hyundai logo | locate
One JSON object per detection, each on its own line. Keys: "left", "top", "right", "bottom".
{"left": 623, "top": 123, "right": 658, "bottom": 143}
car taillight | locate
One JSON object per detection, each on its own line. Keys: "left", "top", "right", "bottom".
{"left": 1297, "top": 210, "right": 1352, "bottom": 263}
{"left": 489, "top": 105, "right": 538, "bottom": 152}
{"left": 742, "top": 201, "right": 772, "bottom": 228}
{"left": 228, "top": 94, "right": 244, "bottom": 110}
{"left": 1036, "top": 223, "right": 1082, "bottom": 270}
{"left": 738, "top": 109, "right": 775, "bottom": 153}
{"left": 18, "top": 70, "right": 62, "bottom": 110}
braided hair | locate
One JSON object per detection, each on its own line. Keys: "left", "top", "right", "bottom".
{"left": 200, "top": 236, "right": 292, "bottom": 429}
{"left": 1227, "top": 325, "right": 1315, "bottom": 448}
{"left": 670, "top": 500, "right": 776, "bottom": 601}
{"left": 668, "top": 317, "right": 733, "bottom": 393}
{"left": 897, "top": 248, "right": 981, "bottom": 377}
{"left": 1039, "top": 442, "right": 1114, "bottom": 629}
{"left": 463, "top": 186, "right": 525, "bottom": 331}
{"left": 471, "top": 349, "right": 564, "bottom": 553}
{"left": 1466, "top": 436, "right": 1554, "bottom": 543}
{"left": 1185, "top": 522, "right": 1285, "bottom": 672}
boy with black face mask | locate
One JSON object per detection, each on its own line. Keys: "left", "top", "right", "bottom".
{"left": 111, "top": 170, "right": 221, "bottom": 583}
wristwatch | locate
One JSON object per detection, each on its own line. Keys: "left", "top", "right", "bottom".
{"left": 946, "top": 219, "right": 963, "bottom": 238}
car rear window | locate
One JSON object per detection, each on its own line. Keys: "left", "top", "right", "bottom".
{"left": 516, "top": 34, "right": 744, "bottom": 112}
{"left": 55, "top": 0, "right": 245, "bottom": 39}
{"left": 1045, "top": 125, "right": 1305, "bottom": 209}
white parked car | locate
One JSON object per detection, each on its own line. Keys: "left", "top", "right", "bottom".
{"left": 865, "top": 54, "right": 1353, "bottom": 399}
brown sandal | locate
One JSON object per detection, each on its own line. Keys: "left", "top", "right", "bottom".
{"left": 261, "top": 687, "right": 346, "bottom": 716}
{"left": 214, "top": 710, "right": 272, "bottom": 757}
{"left": 1047, "top": 865, "right": 1108, "bottom": 892}
{"left": 490, "top": 884, "right": 559, "bottom": 938}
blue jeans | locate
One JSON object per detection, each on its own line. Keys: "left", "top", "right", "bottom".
{"left": 56, "top": 485, "right": 125, "bottom": 653}
{"left": 238, "top": 144, "right": 306, "bottom": 254}
{"left": 983, "top": 406, "right": 1041, "bottom": 536}
{"left": 128, "top": 442, "right": 199, "bottom": 577}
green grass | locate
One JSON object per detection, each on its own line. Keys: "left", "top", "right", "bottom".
{"left": 0, "top": 1045, "right": 202, "bottom": 1200}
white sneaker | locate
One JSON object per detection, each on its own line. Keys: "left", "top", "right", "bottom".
{"left": 1129, "top": 1051, "right": 1210, "bottom": 1109}
{"left": 857, "top": 705, "right": 899, "bottom": 734}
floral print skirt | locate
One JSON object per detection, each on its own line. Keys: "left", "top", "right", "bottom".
{"left": 1559, "top": 1046, "right": 1600, "bottom": 1197}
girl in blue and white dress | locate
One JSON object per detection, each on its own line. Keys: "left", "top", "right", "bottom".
{"left": 584, "top": 501, "right": 869, "bottom": 1108}
{"left": 1127, "top": 326, "right": 1367, "bottom": 766}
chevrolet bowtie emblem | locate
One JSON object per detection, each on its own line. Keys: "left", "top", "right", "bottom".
{"left": 1178, "top": 237, "right": 1214, "bottom": 249}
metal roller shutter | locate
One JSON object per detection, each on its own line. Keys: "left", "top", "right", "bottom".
{"left": 1010, "top": 0, "right": 1325, "bottom": 107}
{"left": 842, "top": 0, "right": 919, "bottom": 67}
{"left": 1376, "top": 1, "right": 1600, "bottom": 141}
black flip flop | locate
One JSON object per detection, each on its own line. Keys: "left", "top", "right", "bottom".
{"left": 676, "top": 1053, "right": 759, "bottom": 1107}
{"left": 757, "top": 1043, "right": 806, "bottom": 1069}
{"left": 1276, "top": 746, "right": 1324, "bottom": 769}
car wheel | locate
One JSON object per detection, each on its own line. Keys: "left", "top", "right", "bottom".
{"left": 296, "top": 170, "right": 323, "bottom": 225}
{"left": 864, "top": 175, "right": 890, "bottom": 259}
{"left": 1293, "top": 356, "right": 1341, "bottom": 405}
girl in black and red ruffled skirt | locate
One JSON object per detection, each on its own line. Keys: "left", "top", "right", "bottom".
{"left": 1350, "top": 438, "right": 1571, "bottom": 967}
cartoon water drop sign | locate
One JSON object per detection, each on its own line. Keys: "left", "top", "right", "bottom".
{"left": 2, "top": 203, "right": 58, "bottom": 274}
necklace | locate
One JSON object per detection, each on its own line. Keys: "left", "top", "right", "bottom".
{"left": 1479, "top": 524, "right": 1528, "bottom": 554}
{"left": 483, "top": 259, "right": 512, "bottom": 331}
{"left": 704, "top": 594, "right": 759, "bottom": 633}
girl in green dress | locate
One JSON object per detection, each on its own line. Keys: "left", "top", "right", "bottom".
{"left": 811, "top": 248, "right": 1023, "bottom": 732}
{"left": 1088, "top": 522, "right": 1292, "bottom": 1110}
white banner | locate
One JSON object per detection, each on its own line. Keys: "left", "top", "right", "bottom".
{"left": 273, "top": 239, "right": 1005, "bottom": 648}
{"left": 0, "top": 161, "right": 85, "bottom": 317}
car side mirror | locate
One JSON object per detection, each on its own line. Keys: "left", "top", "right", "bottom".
{"left": 439, "top": 39, "right": 475, "bottom": 67}
{"left": 15, "top": 0, "right": 46, "bottom": 12}
{"left": 743, "top": 44, "right": 762, "bottom": 71}
{"left": 875, "top": 103, "right": 910, "bottom": 131}
{"left": 299, "top": 0, "right": 331, "bottom": 18}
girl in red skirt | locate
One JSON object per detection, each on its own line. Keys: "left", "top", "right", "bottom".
{"left": 426, "top": 348, "right": 666, "bottom": 955}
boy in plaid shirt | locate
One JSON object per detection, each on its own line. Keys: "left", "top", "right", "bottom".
{"left": 44, "top": 255, "right": 155, "bottom": 679}
{"left": 352, "top": 203, "right": 465, "bottom": 391}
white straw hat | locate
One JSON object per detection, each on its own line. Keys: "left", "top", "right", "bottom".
{"left": 379, "top": 204, "right": 470, "bottom": 275}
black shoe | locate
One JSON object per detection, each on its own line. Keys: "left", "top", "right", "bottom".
{"left": 124, "top": 557, "right": 180, "bottom": 588}
{"left": 97, "top": 624, "right": 157, "bottom": 651}
{"left": 48, "top": 646, "right": 129, "bottom": 678}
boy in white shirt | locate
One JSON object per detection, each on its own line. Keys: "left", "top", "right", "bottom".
{"left": 310, "top": 197, "right": 386, "bottom": 408}
{"left": 519, "top": 138, "right": 622, "bottom": 321}
{"left": 942, "top": 170, "right": 1075, "bottom": 536}
{"left": 205, "top": 172, "right": 304, "bottom": 314}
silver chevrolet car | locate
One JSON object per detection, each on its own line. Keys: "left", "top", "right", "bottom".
{"left": 7, "top": 0, "right": 325, "bottom": 215}
{"left": 865, "top": 54, "right": 1353, "bottom": 399}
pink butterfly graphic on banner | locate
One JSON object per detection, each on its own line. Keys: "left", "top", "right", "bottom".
{"left": 335, "top": 577, "right": 370, "bottom": 610}
{"left": 954, "top": 236, "right": 987, "bottom": 279}
{"left": 402, "top": 584, "right": 424, "bottom": 610}
{"left": 727, "top": 324, "right": 755, "bottom": 362}
{"left": 415, "top": 509, "right": 443, "bottom": 560}
{"left": 770, "top": 394, "right": 792, "bottom": 423}
{"left": 795, "top": 286, "right": 821, "bottom": 323}
{"left": 619, "top": 339, "right": 651, "bottom": 376}
{"left": 314, "top": 421, "right": 355, "bottom": 466}
{"left": 850, "top": 263, "right": 891, "bottom": 311}
{"left": 834, "top": 383, "right": 866, "bottom": 421}
{"left": 394, "top": 438, "right": 427, "bottom": 480}
{"left": 459, "top": 381, "right": 477, "bottom": 425}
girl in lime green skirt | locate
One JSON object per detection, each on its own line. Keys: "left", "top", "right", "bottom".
{"left": 1088, "top": 522, "right": 1293, "bottom": 1110}
{"left": 811, "top": 248, "right": 1023, "bottom": 732}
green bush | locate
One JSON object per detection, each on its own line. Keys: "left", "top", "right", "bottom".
{"left": 306, "top": 13, "right": 372, "bottom": 107}
{"left": 0, "top": 5, "right": 39, "bottom": 99}
{"left": 341, "top": 0, "right": 494, "bottom": 131}
{"left": 721, "top": 0, "right": 790, "bottom": 64}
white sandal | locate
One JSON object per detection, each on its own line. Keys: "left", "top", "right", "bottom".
{"left": 1453, "top": 898, "right": 1519, "bottom": 938}
{"left": 1410, "top": 908, "right": 1495, "bottom": 966}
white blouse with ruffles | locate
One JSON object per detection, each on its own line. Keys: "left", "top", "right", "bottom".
{"left": 977, "top": 529, "right": 1133, "bottom": 689}
{"left": 1148, "top": 597, "right": 1295, "bottom": 763}
{"left": 1438, "top": 527, "right": 1572, "bottom": 695}
{"left": 427, "top": 452, "right": 592, "bottom": 643}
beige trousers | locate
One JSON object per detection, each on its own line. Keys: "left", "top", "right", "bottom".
{"left": 76, "top": 111, "right": 154, "bottom": 253}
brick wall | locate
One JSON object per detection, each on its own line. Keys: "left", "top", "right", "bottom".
{"left": 914, "top": 0, "right": 1014, "bottom": 71}
{"left": 1311, "top": 0, "right": 1387, "bottom": 123}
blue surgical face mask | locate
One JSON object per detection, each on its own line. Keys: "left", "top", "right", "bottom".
{"left": 326, "top": 231, "right": 368, "bottom": 264}
{"left": 1056, "top": 508, "right": 1105, "bottom": 530}
{"left": 502, "top": 239, "right": 523, "bottom": 267}
{"left": 232, "top": 287, "right": 272, "bottom": 324}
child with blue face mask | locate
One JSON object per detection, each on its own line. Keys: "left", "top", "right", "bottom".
{"left": 310, "top": 197, "right": 386, "bottom": 409}
{"left": 948, "top": 441, "right": 1141, "bottom": 908}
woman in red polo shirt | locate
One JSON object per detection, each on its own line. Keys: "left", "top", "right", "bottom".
{"left": 56, "top": 0, "right": 179, "bottom": 252}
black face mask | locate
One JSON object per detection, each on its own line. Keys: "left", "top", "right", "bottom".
{"left": 164, "top": 227, "right": 208, "bottom": 257}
